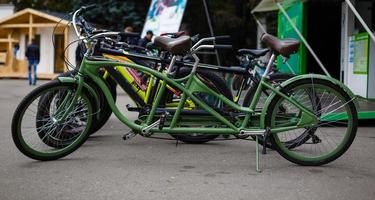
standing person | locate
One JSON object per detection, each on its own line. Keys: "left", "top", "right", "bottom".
{"left": 138, "top": 30, "right": 153, "bottom": 48}
{"left": 123, "top": 26, "right": 139, "bottom": 45}
{"left": 25, "top": 39, "right": 40, "bottom": 85}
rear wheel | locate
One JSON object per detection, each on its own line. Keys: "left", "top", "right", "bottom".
{"left": 169, "top": 67, "right": 233, "bottom": 144}
{"left": 267, "top": 78, "right": 357, "bottom": 166}
{"left": 242, "top": 73, "right": 304, "bottom": 147}
{"left": 12, "top": 81, "right": 93, "bottom": 161}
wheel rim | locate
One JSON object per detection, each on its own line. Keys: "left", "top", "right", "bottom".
{"left": 16, "top": 86, "right": 92, "bottom": 157}
{"left": 270, "top": 83, "right": 355, "bottom": 162}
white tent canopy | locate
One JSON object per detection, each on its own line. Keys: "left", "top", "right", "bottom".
{"left": 252, "top": 0, "right": 306, "bottom": 13}
{"left": 251, "top": 0, "right": 375, "bottom": 77}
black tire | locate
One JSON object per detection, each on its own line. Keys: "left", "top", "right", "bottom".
{"left": 267, "top": 78, "right": 357, "bottom": 166}
{"left": 12, "top": 81, "right": 93, "bottom": 161}
{"left": 87, "top": 75, "right": 117, "bottom": 134}
{"left": 242, "top": 73, "right": 295, "bottom": 146}
{"left": 169, "top": 67, "right": 233, "bottom": 144}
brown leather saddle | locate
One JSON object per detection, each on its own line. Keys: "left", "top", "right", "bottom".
{"left": 153, "top": 35, "right": 192, "bottom": 55}
{"left": 261, "top": 33, "right": 300, "bottom": 57}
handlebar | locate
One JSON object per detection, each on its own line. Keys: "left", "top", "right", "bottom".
{"left": 119, "top": 32, "right": 140, "bottom": 38}
{"left": 213, "top": 45, "right": 232, "bottom": 50}
{"left": 214, "top": 35, "right": 231, "bottom": 40}
{"left": 81, "top": 4, "right": 96, "bottom": 12}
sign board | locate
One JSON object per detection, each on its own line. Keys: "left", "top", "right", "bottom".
{"left": 141, "top": 0, "right": 188, "bottom": 37}
{"left": 347, "top": 33, "right": 368, "bottom": 97}
{"left": 353, "top": 32, "right": 369, "bottom": 75}
{"left": 277, "top": 1, "right": 306, "bottom": 75}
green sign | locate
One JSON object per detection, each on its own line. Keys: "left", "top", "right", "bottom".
{"left": 277, "top": 1, "right": 306, "bottom": 75}
{"left": 353, "top": 32, "right": 369, "bottom": 75}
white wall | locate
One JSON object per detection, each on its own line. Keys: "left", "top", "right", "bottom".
{"left": 21, "top": 27, "right": 79, "bottom": 74}
{"left": 68, "top": 27, "right": 79, "bottom": 68}
{"left": 36, "top": 28, "right": 54, "bottom": 74}
{"left": 0, "top": 4, "right": 14, "bottom": 20}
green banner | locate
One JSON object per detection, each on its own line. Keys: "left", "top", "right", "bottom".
{"left": 277, "top": 1, "right": 306, "bottom": 75}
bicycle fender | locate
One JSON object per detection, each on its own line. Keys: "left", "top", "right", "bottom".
{"left": 57, "top": 77, "right": 101, "bottom": 119}
{"left": 259, "top": 74, "right": 358, "bottom": 129}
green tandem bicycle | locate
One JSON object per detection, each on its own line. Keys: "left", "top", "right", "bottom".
{"left": 11, "top": 7, "right": 358, "bottom": 171}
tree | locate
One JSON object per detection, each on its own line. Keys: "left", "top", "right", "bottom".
{"left": 9, "top": 0, "right": 150, "bottom": 32}
{"left": 72, "top": 0, "right": 150, "bottom": 32}
{"left": 10, "top": 0, "right": 73, "bottom": 12}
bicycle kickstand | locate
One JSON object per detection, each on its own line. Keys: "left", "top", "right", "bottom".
{"left": 255, "top": 136, "right": 261, "bottom": 173}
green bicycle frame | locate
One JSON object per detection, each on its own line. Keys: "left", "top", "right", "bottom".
{"left": 58, "top": 54, "right": 319, "bottom": 136}
{"left": 102, "top": 53, "right": 195, "bottom": 108}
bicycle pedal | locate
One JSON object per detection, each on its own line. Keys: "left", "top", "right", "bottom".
{"left": 123, "top": 131, "right": 136, "bottom": 141}
{"left": 239, "top": 130, "right": 265, "bottom": 137}
{"left": 126, "top": 104, "right": 141, "bottom": 112}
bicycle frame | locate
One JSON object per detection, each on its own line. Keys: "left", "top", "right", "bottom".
{"left": 59, "top": 53, "right": 318, "bottom": 136}
{"left": 101, "top": 53, "right": 189, "bottom": 108}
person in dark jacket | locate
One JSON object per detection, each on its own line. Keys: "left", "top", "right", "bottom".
{"left": 138, "top": 30, "right": 153, "bottom": 48}
{"left": 122, "top": 26, "right": 139, "bottom": 45}
{"left": 25, "top": 39, "right": 40, "bottom": 85}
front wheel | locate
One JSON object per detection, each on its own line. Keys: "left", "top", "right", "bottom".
{"left": 267, "top": 78, "right": 357, "bottom": 166}
{"left": 11, "top": 81, "right": 93, "bottom": 161}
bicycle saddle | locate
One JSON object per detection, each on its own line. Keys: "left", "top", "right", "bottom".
{"left": 154, "top": 36, "right": 192, "bottom": 55}
{"left": 261, "top": 33, "right": 300, "bottom": 57}
{"left": 237, "top": 48, "right": 270, "bottom": 57}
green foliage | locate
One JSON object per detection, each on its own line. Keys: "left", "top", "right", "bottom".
{"left": 11, "top": 0, "right": 72, "bottom": 12}
{"left": 72, "top": 0, "right": 150, "bottom": 31}
{"left": 10, "top": 0, "right": 150, "bottom": 31}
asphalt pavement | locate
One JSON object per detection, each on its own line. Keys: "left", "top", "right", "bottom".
{"left": 0, "top": 79, "right": 374, "bottom": 200}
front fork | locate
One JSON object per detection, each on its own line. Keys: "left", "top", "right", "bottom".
{"left": 55, "top": 74, "right": 85, "bottom": 122}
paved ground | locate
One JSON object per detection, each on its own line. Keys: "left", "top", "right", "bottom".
{"left": 0, "top": 79, "right": 375, "bottom": 200}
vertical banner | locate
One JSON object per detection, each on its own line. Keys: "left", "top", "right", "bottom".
{"left": 277, "top": 1, "right": 306, "bottom": 75}
{"left": 141, "top": 0, "right": 188, "bottom": 37}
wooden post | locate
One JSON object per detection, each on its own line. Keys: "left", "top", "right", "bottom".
{"left": 28, "top": 14, "right": 33, "bottom": 44}
{"left": 64, "top": 27, "right": 69, "bottom": 72}
{"left": 7, "top": 32, "right": 14, "bottom": 73}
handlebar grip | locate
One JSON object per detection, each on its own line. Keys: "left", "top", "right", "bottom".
{"left": 119, "top": 32, "right": 140, "bottom": 38}
{"left": 81, "top": 4, "right": 96, "bottom": 12}
{"left": 214, "top": 45, "right": 232, "bottom": 50}
{"left": 214, "top": 35, "right": 231, "bottom": 40}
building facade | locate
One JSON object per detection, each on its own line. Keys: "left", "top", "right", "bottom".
{"left": 0, "top": 6, "right": 78, "bottom": 79}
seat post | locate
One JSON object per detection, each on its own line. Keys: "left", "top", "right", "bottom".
{"left": 167, "top": 56, "right": 177, "bottom": 75}
{"left": 262, "top": 53, "right": 276, "bottom": 78}
{"left": 190, "top": 54, "right": 200, "bottom": 74}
